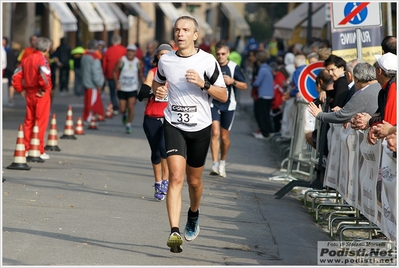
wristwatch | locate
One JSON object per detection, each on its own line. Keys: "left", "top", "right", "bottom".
{"left": 233, "top": 80, "right": 237, "bottom": 86}
{"left": 201, "top": 80, "right": 211, "bottom": 91}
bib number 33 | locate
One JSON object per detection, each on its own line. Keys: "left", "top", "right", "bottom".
{"left": 171, "top": 105, "right": 198, "bottom": 125}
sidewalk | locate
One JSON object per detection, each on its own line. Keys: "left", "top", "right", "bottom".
{"left": 2, "top": 87, "right": 330, "bottom": 266}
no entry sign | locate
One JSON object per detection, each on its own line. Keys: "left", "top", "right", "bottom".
{"left": 298, "top": 61, "right": 325, "bottom": 103}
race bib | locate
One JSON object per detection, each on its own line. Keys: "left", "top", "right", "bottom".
{"left": 170, "top": 105, "right": 197, "bottom": 125}
{"left": 121, "top": 76, "right": 134, "bottom": 86}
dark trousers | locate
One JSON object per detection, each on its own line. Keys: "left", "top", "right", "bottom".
{"left": 59, "top": 66, "right": 70, "bottom": 92}
{"left": 254, "top": 98, "right": 272, "bottom": 137}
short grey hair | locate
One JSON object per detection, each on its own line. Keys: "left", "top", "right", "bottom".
{"left": 175, "top": 16, "right": 199, "bottom": 32}
{"left": 87, "top": 39, "right": 98, "bottom": 50}
{"left": 35, "top": 37, "right": 51, "bottom": 52}
{"left": 346, "top": 58, "right": 364, "bottom": 74}
{"left": 111, "top": 34, "right": 122, "bottom": 45}
{"left": 353, "top": 62, "right": 376, "bottom": 82}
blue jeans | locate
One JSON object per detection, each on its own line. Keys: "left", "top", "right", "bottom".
{"left": 107, "top": 79, "right": 118, "bottom": 111}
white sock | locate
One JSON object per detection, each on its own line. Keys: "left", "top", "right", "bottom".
{"left": 220, "top": 160, "right": 226, "bottom": 166}
{"left": 155, "top": 181, "right": 162, "bottom": 185}
{"left": 126, "top": 123, "right": 131, "bottom": 127}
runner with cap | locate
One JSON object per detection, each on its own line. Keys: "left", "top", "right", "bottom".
{"left": 113, "top": 44, "right": 142, "bottom": 134}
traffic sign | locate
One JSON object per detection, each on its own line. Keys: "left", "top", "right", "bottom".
{"left": 298, "top": 61, "right": 325, "bottom": 103}
{"left": 331, "top": 2, "right": 381, "bottom": 29}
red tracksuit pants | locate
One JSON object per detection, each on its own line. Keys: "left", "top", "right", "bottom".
{"left": 24, "top": 90, "right": 51, "bottom": 154}
{"left": 83, "top": 89, "right": 104, "bottom": 122}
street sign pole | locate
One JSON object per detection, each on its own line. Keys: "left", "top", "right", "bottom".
{"left": 356, "top": 28, "right": 362, "bottom": 60}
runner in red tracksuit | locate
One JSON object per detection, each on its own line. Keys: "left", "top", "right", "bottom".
{"left": 12, "top": 37, "right": 52, "bottom": 157}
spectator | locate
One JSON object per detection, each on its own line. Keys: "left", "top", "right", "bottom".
{"left": 252, "top": 50, "right": 274, "bottom": 140}
{"left": 17, "top": 34, "right": 37, "bottom": 64}
{"left": 102, "top": 34, "right": 127, "bottom": 114}
{"left": 54, "top": 37, "right": 72, "bottom": 95}
{"left": 278, "top": 54, "right": 306, "bottom": 142}
{"left": 269, "top": 61, "right": 286, "bottom": 133}
{"left": 69, "top": 42, "right": 85, "bottom": 97}
{"left": 12, "top": 37, "right": 52, "bottom": 160}
{"left": 81, "top": 39, "right": 105, "bottom": 124}
{"left": 317, "top": 47, "right": 331, "bottom": 61}
{"left": 308, "top": 62, "right": 380, "bottom": 125}
{"left": 112, "top": 44, "right": 142, "bottom": 134}
{"left": 305, "top": 69, "right": 333, "bottom": 151}
{"left": 345, "top": 59, "right": 363, "bottom": 103}
{"left": 142, "top": 39, "right": 158, "bottom": 78}
{"left": 307, "top": 52, "right": 319, "bottom": 64}
{"left": 324, "top": 54, "right": 349, "bottom": 111}
{"left": 3, "top": 38, "right": 20, "bottom": 106}
{"left": 381, "top": 36, "right": 397, "bottom": 55}
{"left": 210, "top": 41, "right": 247, "bottom": 177}
{"left": 352, "top": 52, "right": 397, "bottom": 137}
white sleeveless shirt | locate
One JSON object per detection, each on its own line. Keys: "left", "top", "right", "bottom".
{"left": 118, "top": 56, "right": 139, "bottom": 92}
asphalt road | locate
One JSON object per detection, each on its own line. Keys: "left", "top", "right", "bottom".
{"left": 2, "top": 87, "right": 330, "bottom": 266}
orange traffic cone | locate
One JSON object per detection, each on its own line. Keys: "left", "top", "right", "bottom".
{"left": 105, "top": 103, "right": 113, "bottom": 118}
{"left": 27, "top": 122, "right": 44, "bottom": 163}
{"left": 88, "top": 116, "right": 98, "bottom": 130}
{"left": 7, "top": 124, "right": 31, "bottom": 170}
{"left": 45, "top": 113, "right": 61, "bottom": 151}
{"left": 60, "top": 105, "right": 77, "bottom": 139}
{"left": 75, "top": 117, "right": 85, "bottom": 135}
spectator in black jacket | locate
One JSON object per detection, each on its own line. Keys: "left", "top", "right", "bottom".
{"left": 54, "top": 37, "right": 72, "bottom": 95}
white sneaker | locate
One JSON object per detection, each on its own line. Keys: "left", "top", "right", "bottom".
{"left": 253, "top": 132, "right": 271, "bottom": 140}
{"left": 218, "top": 164, "right": 226, "bottom": 178}
{"left": 210, "top": 162, "right": 219, "bottom": 175}
{"left": 40, "top": 153, "right": 50, "bottom": 160}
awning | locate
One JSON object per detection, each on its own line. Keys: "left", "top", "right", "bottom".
{"left": 108, "top": 3, "right": 129, "bottom": 30}
{"left": 128, "top": 3, "right": 153, "bottom": 28}
{"left": 74, "top": 2, "right": 104, "bottom": 32}
{"left": 300, "top": 5, "right": 328, "bottom": 38}
{"left": 176, "top": 9, "right": 213, "bottom": 35}
{"left": 47, "top": 3, "right": 77, "bottom": 32}
{"left": 220, "top": 3, "right": 251, "bottom": 37}
{"left": 92, "top": 2, "right": 120, "bottom": 31}
{"left": 157, "top": 3, "right": 181, "bottom": 24}
{"left": 273, "top": 3, "right": 325, "bottom": 40}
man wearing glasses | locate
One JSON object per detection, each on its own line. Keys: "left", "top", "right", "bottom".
{"left": 210, "top": 41, "right": 247, "bottom": 178}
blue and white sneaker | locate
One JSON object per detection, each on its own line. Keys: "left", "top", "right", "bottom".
{"left": 161, "top": 180, "right": 169, "bottom": 195}
{"left": 154, "top": 183, "right": 165, "bottom": 201}
{"left": 184, "top": 210, "right": 200, "bottom": 242}
{"left": 167, "top": 232, "right": 183, "bottom": 253}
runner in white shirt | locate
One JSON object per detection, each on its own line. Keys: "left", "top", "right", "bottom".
{"left": 153, "top": 16, "right": 227, "bottom": 253}
{"left": 113, "top": 44, "right": 142, "bottom": 134}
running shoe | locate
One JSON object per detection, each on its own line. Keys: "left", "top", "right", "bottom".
{"left": 218, "top": 164, "right": 226, "bottom": 178}
{"left": 161, "top": 180, "right": 169, "bottom": 195}
{"left": 126, "top": 125, "right": 132, "bottom": 134}
{"left": 210, "top": 162, "right": 219, "bottom": 175}
{"left": 40, "top": 153, "right": 50, "bottom": 160}
{"left": 167, "top": 232, "right": 183, "bottom": 253}
{"left": 184, "top": 211, "right": 200, "bottom": 242}
{"left": 154, "top": 183, "right": 165, "bottom": 201}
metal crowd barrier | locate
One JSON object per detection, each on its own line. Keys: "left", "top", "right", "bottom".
{"left": 274, "top": 98, "right": 328, "bottom": 199}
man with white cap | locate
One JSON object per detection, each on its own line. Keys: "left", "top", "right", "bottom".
{"left": 351, "top": 52, "right": 397, "bottom": 144}
{"left": 113, "top": 44, "right": 142, "bottom": 134}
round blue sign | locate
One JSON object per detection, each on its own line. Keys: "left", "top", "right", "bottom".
{"left": 344, "top": 2, "right": 368, "bottom": 25}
